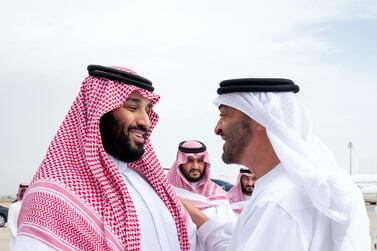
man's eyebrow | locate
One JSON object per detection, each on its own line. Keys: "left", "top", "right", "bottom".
{"left": 126, "top": 97, "right": 151, "bottom": 105}
{"left": 218, "top": 105, "right": 226, "bottom": 112}
{"left": 125, "top": 97, "right": 152, "bottom": 109}
{"left": 126, "top": 97, "right": 142, "bottom": 103}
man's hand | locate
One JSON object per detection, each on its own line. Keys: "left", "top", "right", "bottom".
{"left": 178, "top": 196, "right": 209, "bottom": 228}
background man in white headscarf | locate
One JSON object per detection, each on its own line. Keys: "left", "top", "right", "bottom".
{"left": 181, "top": 78, "right": 370, "bottom": 251}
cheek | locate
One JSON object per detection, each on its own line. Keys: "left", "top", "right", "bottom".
{"left": 116, "top": 114, "right": 133, "bottom": 129}
{"left": 181, "top": 164, "right": 191, "bottom": 172}
{"left": 241, "top": 179, "right": 248, "bottom": 186}
{"left": 222, "top": 119, "right": 235, "bottom": 134}
{"left": 197, "top": 163, "right": 205, "bottom": 171}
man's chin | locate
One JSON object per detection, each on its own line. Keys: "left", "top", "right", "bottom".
{"left": 131, "top": 146, "right": 144, "bottom": 153}
{"left": 129, "top": 141, "right": 144, "bottom": 152}
{"left": 222, "top": 153, "right": 236, "bottom": 164}
{"left": 187, "top": 176, "right": 201, "bottom": 182}
{"left": 125, "top": 144, "right": 145, "bottom": 162}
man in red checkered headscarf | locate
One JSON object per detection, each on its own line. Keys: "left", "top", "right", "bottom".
{"left": 15, "top": 65, "right": 194, "bottom": 251}
{"left": 227, "top": 168, "right": 256, "bottom": 214}
{"left": 166, "top": 140, "right": 235, "bottom": 220}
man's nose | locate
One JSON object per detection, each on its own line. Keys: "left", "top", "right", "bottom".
{"left": 192, "top": 161, "right": 200, "bottom": 169}
{"left": 136, "top": 111, "right": 151, "bottom": 130}
{"left": 214, "top": 120, "right": 222, "bottom": 135}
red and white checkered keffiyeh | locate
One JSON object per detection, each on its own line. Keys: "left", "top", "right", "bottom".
{"left": 227, "top": 172, "right": 255, "bottom": 204}
{"left": 166, "top": 140, "right": 227, "bottom": 201}
{"left": 17, "top": 67, "right": 190, "bottom": 251}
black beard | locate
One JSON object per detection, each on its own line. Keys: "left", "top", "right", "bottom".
{"left": 179, "top": 166, "right": 204, "bottom": 183}
{"left": 100, "top": 112, "right": 146, "bottom": 162}
{"left": 241, "top": 185, "right": 254, "bottom": 196}
{"left": 222, "top": 114, "right": 252, "bottom": 164}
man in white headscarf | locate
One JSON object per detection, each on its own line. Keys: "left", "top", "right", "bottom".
{"left": 181, "top": 78, "right": 370, "bottom": 251}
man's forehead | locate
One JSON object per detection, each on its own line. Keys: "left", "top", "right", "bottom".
{"left": 126, "top": 91, "right": 151, "bottom": 104}
{"left": 218, "top": 104, "right": 242, "bottom": 114}
{"left": 187, "top": 155, "right": 204, "bottom": 160}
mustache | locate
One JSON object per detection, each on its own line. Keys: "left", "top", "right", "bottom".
{"left": 128, "top": 125, "right": 148, "bottom": 133}
{"left": 189, "top": 169, "right": 202, "bottom": 173}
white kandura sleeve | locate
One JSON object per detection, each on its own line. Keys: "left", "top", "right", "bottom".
{"left": 196, "top": 214, "right": 234, "bottom": 251}
{"left": 186, "top": 214, "right": 203, "bottom": 251}
{"left": 197, "top": 202, "right": 308, "bottom": 251}
{"left": 7, "top": 204, "right": 18, "bottom": 240}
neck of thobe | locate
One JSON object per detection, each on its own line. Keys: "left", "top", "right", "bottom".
{"left": 110, "top": 156, "right": 181, "bottom": 251}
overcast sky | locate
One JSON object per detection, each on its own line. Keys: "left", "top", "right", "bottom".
{"left": 1, "top": 0, "right": 376, "bottom": 196}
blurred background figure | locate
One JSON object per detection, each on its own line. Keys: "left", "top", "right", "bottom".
{"left": 8, "top": 183, "right": 29, "bottom": 250}
{"left": 227, "top": 168, "right": 256, "bottom": 214}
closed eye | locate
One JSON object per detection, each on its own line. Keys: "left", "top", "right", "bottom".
{"left": 124, "top": 105, "right": 137, "bottom": 111}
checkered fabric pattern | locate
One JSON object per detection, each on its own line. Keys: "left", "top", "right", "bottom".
{"left": 18, "top": 67, "right": 190, "bottom": 251}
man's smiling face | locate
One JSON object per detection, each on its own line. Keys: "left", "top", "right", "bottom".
{"left": 100, "top": 91, "right": 152, "bottom": 162}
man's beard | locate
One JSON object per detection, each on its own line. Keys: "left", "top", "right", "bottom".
{"left": 100, "top": 112, "right": 146, "bottom": 162}
{"left": 241, "top": 185, "right": 254, "bottom": 196}
{"left": 222, "top": 115, "right": 252, "bottom": 164}
{"left": 180, "top": 166, "right": 204, "bottom": 183}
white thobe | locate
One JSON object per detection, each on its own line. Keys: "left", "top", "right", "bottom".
{"left": 173, "top": 186, "right": 236, "bottom": 221}
{"left": 242, "top": 194, "right": 250, "bottom": 201}
{"left": 197, "top": 164, "right": 370, "bottom": 251}
{"left": 8, "top": 200, "right": 22, "bottom": 250}
{"left": 15, "top": 158, "right": 197, "bottom": 250}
